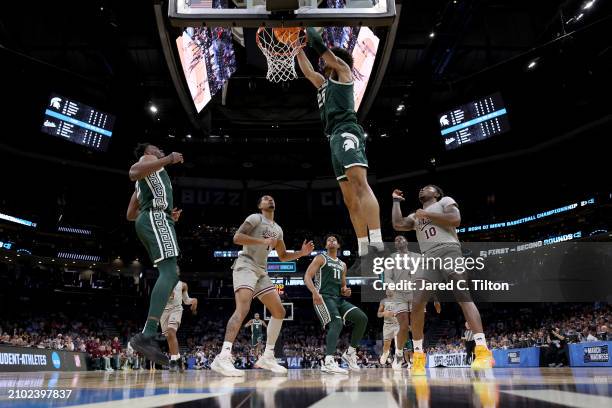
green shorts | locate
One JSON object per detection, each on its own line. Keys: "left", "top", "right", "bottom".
{"left": 329, "top": 125, "right": 368, "bottom": 181}
{"left": 135, "top": 210, "right": 179, "bottom": 265}
{"left": 251, "top": 335, "right": 263, "bottom": 346}
{"left": 314, "top": 295, "right": 360, "bottom": 328}
{"left": 404, "top": 339, "right": 414, "bottom": 352}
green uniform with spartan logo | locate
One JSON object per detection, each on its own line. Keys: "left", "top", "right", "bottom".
{"left": 134, "top": 168, "right": 180, "bottom": 264}
{"left": 250, "top": 319, "right": 264, "bottom": 346}
{"left": 314, "top": 253, "right": 360, "bottom": 328}
{"left": 317, "top": 78, "right": 368, "bottom": 181}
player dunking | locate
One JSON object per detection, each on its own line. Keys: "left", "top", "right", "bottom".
{"left": 391, "top": 185, "right": 494, "bottom": 375}
{"left": 161, "top": 278, "right": 197, "bottom": 372}
{"left": 244, "top": 313, "right": 267, "bottom": 357}
{"left": 211, "top": 195, "right": 314, "bottom": 376}
{"left": 297, "top": 28, "right": 383, "bottom": 258}
{"left": 304, "top": 235, "right": 368, "bottom": 373}
{"left": 126, "top": 143, "right": 184, "bottom": 365}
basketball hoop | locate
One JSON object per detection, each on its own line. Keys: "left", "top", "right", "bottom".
{"left": 256, "top": 27, "right": 307, "bottom": 83}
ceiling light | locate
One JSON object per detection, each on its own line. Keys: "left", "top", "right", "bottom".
{"left": 149, "top": 105, "right": 158, "bottom": 113}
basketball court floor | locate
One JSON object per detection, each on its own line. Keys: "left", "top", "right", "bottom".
{"left": 1, "top": 367, "right": 611, "bottom": 407}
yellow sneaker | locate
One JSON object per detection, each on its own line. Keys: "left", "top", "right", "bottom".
{"left": 471, "top": 345, "right": 495, "bottom": 370}
{"left": 410, "top": 351, "right": 426, "bottom": 376}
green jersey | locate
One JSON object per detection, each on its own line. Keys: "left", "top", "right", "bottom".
{"left": 135, "top": 167, "right": 173, "bottom": 215}
{"left": 251, "top": 319, "right": 263, "bottom": 338}
{"left": 317, "top": 78, "right": 358, "bottom": 136}
{"left": 315, "top": 253, "right": 344, "bottom": 297}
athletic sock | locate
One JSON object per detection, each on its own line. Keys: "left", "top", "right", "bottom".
{"left": 369, "top": 229, "right": 384, "bottom": 251}
{"left": 265, "top": 317, "right": 283, "bottom": 354}
{"left": 369, "top": 229, "right": 382, "bottom": 243}
{"left": 395, "top": 348, "right": 403, "bottom": 358}
{"left": 325, "top": 355, "right": 335, "bottom": 365}
{"left": 347, "top": 346, "right": 356, "bottom": 355}
{"left": 171, "top": 354, "right": 180, "bottom": 361}
{"left": 473, "top": 333, "right": 487, "bottom": 348}
{"left": 357, "top": 237, "right": 369, "bottom": 257}
{"left": 220, "top": 341, "right": 233, "bottom": 357}
{"left": 142, "top": 258, "right": 179, "bottom": 337}
{"left": 413, "top": 339, "right": 423, "bottom": 353}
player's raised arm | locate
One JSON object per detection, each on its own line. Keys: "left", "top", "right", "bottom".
{"left": 305, "top": 28, "right": 352, "bottom": 82}
{"left": 126, "top": 191, "right": 139, "bottom": 221}
{"left": 304, "top": 255, "right": 325, "bottom": 304}
{"left": 129, "top": 152, "right": 183, "bottom": 181}
{"left": 275, "top": 239, "right": 314, "bottom": 262}
{"left": 391, "top": 189, "right": 416, "bottom": 231}
{"left": 296, "top": 50, "right": 325, "bottom": 88}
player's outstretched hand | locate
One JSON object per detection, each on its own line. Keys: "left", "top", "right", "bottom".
{"left": 392, "top": 189, "right": 405, "bottom": 201}
{"left": 312, "top": 292, "right": 324, "bottom": 305}
{"left": 341, "top": 286, "right": 352, "bottom": 297}
{"left": 171, "top": 208, "right": 182, "bottom": 222}
{"left": 191, "top": 298, "right": 198, "bottom": 315}
{"left": 166, "top": 152, "right": 184, "bottom": 165}
{"left": 301, "top": 240, "right": 315, "bottom": 256}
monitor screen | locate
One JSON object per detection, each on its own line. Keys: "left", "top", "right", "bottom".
{"left": 352, "top": 27, "right": 379, "bottom": 111}
{"left": 439, "top": 92, "right": 510, "bottom": 150}
{"left": 41, "top": 94, "right": 115, "bottom": 152}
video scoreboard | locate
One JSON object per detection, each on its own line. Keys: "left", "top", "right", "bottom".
{"left": 439, "top": 92, "right": 510, "bottom": 150}
{"left": 41, "top": 94, "right": 115, "bottom": 152}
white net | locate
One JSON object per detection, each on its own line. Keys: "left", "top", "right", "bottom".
{"left": 256, "top": 27, "right": 307, "bottom": 83}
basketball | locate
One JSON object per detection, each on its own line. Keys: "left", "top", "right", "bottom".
{"left": 273, "top": 27, "right": 302, "bottom": 45}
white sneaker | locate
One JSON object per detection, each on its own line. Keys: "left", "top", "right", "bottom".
{"left": 211, "top": 354, "right": 245, "bottom": 377}
{"left": 379, "top": 352, "right": 389, "bottom": 365}
{"left": 341, "top": 351, "right": 361, "bottom": 372}
{"left": 392, "top": 355, "right": 404, "bottom": 371}
{"left": 321, "top": 358, "right": 348, "bottom": 375}
{"left": 255, "top": 352, "right": 288, "bottom": 374}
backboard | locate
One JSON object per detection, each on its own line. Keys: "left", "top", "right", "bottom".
{"left": 168, "top": 0, "right": 396, "bottom": 28}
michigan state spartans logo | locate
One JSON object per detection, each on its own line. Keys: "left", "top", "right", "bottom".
{"left": 341, "top": 133, "right": 360, "bottom": 151}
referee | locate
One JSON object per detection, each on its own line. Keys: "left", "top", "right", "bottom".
{"left": 462, "top": 322, "right": 476, "bottom": 364}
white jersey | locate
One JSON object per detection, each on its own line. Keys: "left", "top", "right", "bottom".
{"left": 165, "top": 281, "right": 183, "bottom": 311}
{"left": 382, "top": 300, "right": 399, "bottom": 325}
{"left": 408, "top": 196, "right": 460, "bottom": 253}
{"left": 238, "top": 213, "right": 284, "bottom": 270}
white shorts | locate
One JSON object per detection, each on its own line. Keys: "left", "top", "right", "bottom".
{"left": 161, "top": 307, "right": 183, "bottom": 335}
{"left": 232, "top": 256, "right": 276, "bottom": 299}
{"left": 383, "top": 322, "right": 400, "bottom": 340}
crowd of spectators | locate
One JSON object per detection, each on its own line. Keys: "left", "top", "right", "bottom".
{"left": 2, "top": 303, "right": 610, "bottom": 370}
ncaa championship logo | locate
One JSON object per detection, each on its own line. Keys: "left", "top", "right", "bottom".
{"left": 51, "top": 352, "right": 61, "bottom": 369}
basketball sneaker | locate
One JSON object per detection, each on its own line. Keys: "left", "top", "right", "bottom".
{"left": 379, "top": 351, "right": 389, "bottom": 365}
{"left": 321, "top": 356, "right": 348, "bottom": 374}
{"left": 391, "top": 354, "right": 404, "bottom": 371}
{"left": 471, "top": 346, "right": 495, "bottom": 370}
{"left": 341, "top": 350, "right": 360, "bottom": 371}
{"left": 169, "top": 359, "right": 180, "bottom": 373}
{"left": 130, "top": 333, "right": 169, "bottom": 366}
{"left": 410, "top": 351, "right": 426, "bottom": 376}
{"left": 255, "top": 352, "right": 288, "bottom": 374}
{"left": 211, "top": 354, "right": 245, "bottom": 377}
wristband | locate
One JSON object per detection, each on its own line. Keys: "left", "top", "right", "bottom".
{"left": 393, "top": 198, "right": 402, "bottom": 203}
